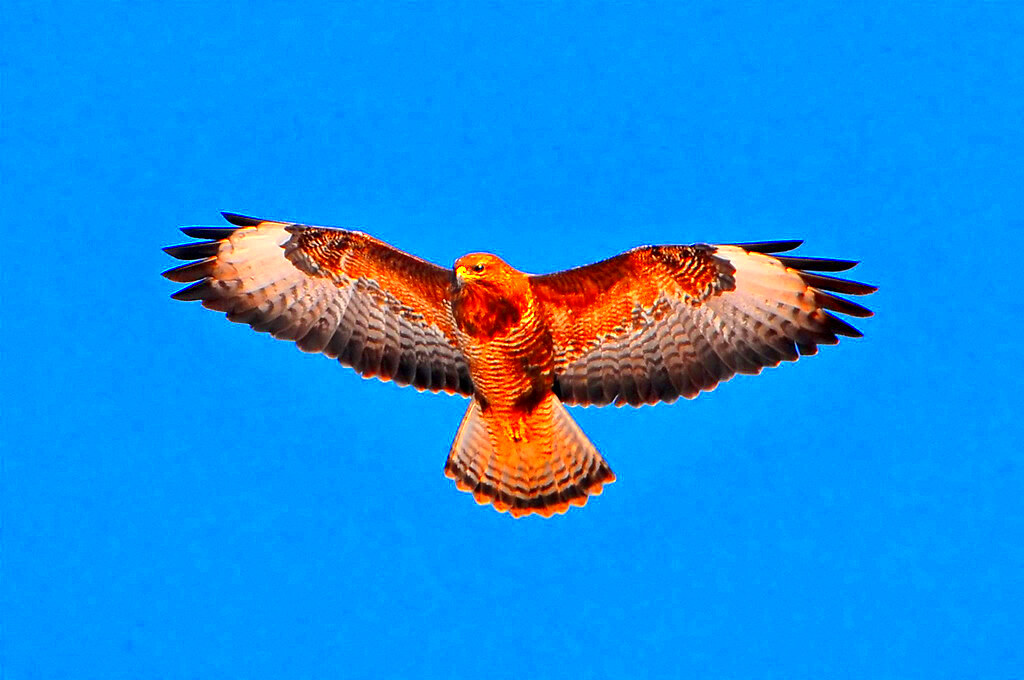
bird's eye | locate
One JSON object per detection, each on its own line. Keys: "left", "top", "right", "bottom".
{"left": 472, "top": 263, "right": 485, "bottom": 272}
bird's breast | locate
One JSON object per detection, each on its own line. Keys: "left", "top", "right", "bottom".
{"left": 451, "top": 282, "right": 523, "bottom": 340}
{"left": 450, "top": 284, "right": 554, "bottom": 413}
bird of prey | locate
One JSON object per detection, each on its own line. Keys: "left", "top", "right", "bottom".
{"left": 163, "top": 213, "right": 875, "bottom": 518}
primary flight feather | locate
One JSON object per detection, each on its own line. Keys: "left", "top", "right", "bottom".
{"left": 163, "top": 213, "right": 876, "bottom": 517}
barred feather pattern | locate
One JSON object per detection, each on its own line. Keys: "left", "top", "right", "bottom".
{"left": 444, "top": 395, "right": 615, "bottom": 518}
{"left": 164, "top": 215, "right": 876, "bottom": 518}
{"left": 532, "top": 242, "right": 876, "bottom": 407}
{"left": 162, "top": 214, "right": 473, "bottom": 394}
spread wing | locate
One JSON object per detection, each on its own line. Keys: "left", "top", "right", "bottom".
{"left": 163, "top": 213, "right": 473, "bottom": 395}
{"left": 530, "top": 241, "right": 875, "bottom": 406}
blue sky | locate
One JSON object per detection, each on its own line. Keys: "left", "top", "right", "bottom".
{"left": 3, "top": 3, "right": 1022, "bottom": 678}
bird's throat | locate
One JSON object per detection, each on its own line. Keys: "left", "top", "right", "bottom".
{"left": 451, "top": 281, "right": 523, "bottom": 340}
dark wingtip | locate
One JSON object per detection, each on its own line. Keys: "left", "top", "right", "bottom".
{"left": 180, "top": 226, "right": 237, "bottom": 239}
{"left": 162, "top": 258, "right": 215, "bottom": 283}
{"left": 163, "top": 241, "right": 221, "bottom": 260}
{"left": 799, "top": 271, "right": 878, "bottom": 296}
{"left": 169, "top": 280, "right": 213, "bottom": 301}
{"left": 825, "top": 312, "right": 865, "bottom": 338}
{"left": 221, "top": 212, "right": 263, "bottom": 227}
{"left": 732, "top": 240, "right": 804, "bottom": 254}
{"left": 813, "top": 289, "right": 874, "bottom": 318}
{"left": 776, "top": 255, "right": 860, "bottom": 272}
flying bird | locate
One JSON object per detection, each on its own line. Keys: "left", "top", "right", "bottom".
{"left": 163, "top": 213, "right": 876, "bottom": 517}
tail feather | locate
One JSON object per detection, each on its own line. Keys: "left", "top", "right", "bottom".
{"left": 444, "top": 394, "right": 614, "bottom": 517}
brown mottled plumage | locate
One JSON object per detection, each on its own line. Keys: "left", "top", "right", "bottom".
{"left": 163, "top": 213, "right": 876, "bottom": 517}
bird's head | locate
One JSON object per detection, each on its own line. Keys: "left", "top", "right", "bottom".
{"left": 451, "top": 253, "right": 530, "bottom": 336}
{"left": 453, "top": 253, "right": 521, "bottom": 292}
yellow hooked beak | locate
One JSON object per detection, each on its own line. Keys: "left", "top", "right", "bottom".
{"left": 455, "top": 265, "right": 480, "bottom": 284}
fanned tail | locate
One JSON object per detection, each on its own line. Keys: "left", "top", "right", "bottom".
{"left": 444, "top": 394, "right": 615, "bottom": 517}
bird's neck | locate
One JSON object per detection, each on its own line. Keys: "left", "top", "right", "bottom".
{"left": 451, "top": 279, "right": 530, "bottom": 340}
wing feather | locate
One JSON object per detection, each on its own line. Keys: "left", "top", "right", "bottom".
{"left": 163, "top": 214, "right": 473, "bottom": 395}
{"left": 774, "top": 255, "right": 859, "bottom": 272}
{"left": 531, "top": 242, "right": 874, "bottom": 407}
{"left": 727, "top": 239, "right": 804, "bottom": 254}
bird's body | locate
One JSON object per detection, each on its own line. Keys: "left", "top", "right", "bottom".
{"left": 447, "top": 254, "right": 612, "bottom": 514}
{"left": 450, "top": 254, "right": 553, "bottom": 414}
{"left": 164, "top": 213, "right": 876, "bottom": 517}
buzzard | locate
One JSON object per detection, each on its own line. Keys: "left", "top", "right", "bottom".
{"left": 163, "top": 213, "right": 875, "bottom": 517}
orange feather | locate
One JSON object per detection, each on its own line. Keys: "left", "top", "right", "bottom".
{"left": 164, "top": 214, "right": 875, "bottom": 517}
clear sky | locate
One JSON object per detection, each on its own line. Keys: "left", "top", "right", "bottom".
{"left": 3, "top": 3, "right": 1022, "bottom": 678}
